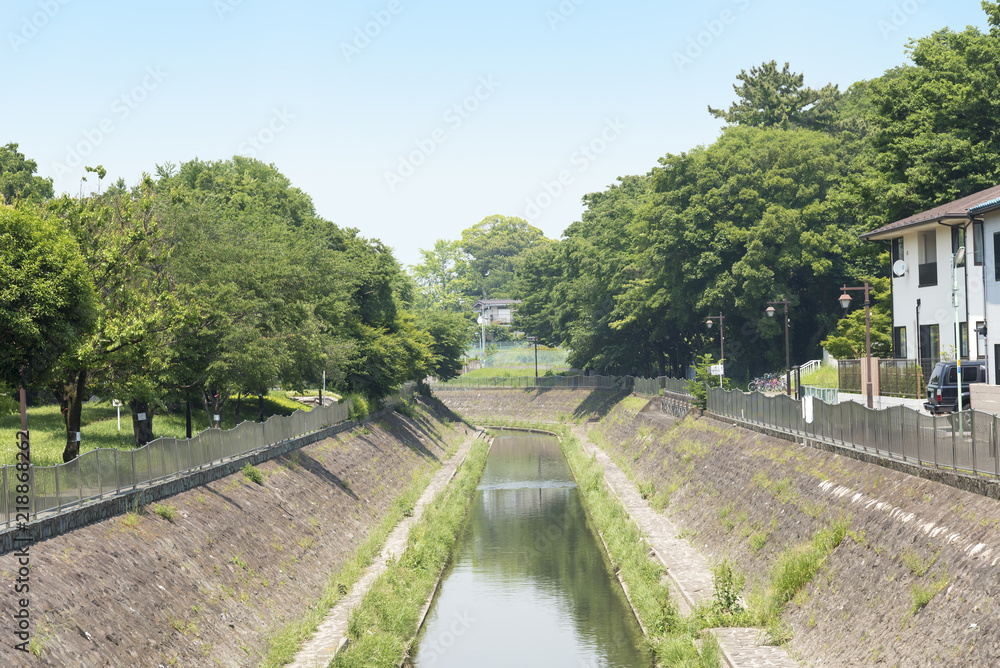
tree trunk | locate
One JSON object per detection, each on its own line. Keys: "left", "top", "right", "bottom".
{"left": 129, "top": 399, "right": 154, "bottom": 446}
{"left": 234, "top": 392, "right": 243, "bottom": 425}
{"left": 185, "top": 399, "right": 192, "bottom": 439}
{"left": 61, "top": 368, "right": 87, "bottom": 462}
{"left": 258, "top": 391, "right": 265, "bottom": 423}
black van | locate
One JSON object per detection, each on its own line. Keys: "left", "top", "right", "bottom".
{"left": 924, "top": 360, "right": 986, "bottom": 414}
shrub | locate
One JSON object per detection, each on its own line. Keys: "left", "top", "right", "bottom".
{"left": 153, "top": 504, "right": 178, "bottom": 522}
{"left": 346, "top": 394, "right": 369, "bottom": 422}
{"left": 242, "top": 463, "right": 264, "bottom": 485}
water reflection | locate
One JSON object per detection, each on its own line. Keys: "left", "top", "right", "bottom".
{"left": 411, "top": 435, "right": 652, "bottom": 667}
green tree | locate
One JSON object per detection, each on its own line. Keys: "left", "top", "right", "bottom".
{"left": 0, "top": 205, "right": 95, "bottom": 394}
{"left": 459, "top": 215, "right": 546, "bottom": 299}
{"left": 0, "top": 143, "right": 54, "bottom": 205}
{"left": 708, "top": 61, "right": 842, "bottom": 131}
{"left": 820, "top": 277, "right": 892, "bottom": 359}
{"left": 852, "top": 2, "right": 1000, "bottom": 232}
{"left": 410, "top": 239, "right": 468, "bottom": 312}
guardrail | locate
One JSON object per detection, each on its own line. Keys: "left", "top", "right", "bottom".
{"left": 708, "top": 387, "right": 1000, "bottom": 478}
{"left": 2, "top": 384, "right": 416, "bottom": 530}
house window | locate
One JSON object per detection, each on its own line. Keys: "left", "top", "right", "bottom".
{"left": 952, "top": 227, "right": 966, "bottom": 267}
{"left": 891, "top": 238, "right": 904, "bottom": 266}
{"left": 960, "top": 321, "right": 969, "bottom": 359}
{"left": 974, "top": 221, "right": 984, "bottom": 266}
{"left": 994, "top": 232, "right": 1000, "bottom": 281}
{"left": 920, "top": 324, "right": 940, "bottom": 361}
{"left": 893, "top": 326, "right": 906, "bottom": 358}
{"left": 918, "top": 230, "right": 937, "bottom": 286}
{"left": 977, "top": 321, "right": 987, "bottom": 359}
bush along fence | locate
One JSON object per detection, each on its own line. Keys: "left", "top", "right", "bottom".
{"left": 708, "top": 387, "right": 1000, "bottom": 480}
{"left": 1, "top": 384, "right": 416, "bottom": 531}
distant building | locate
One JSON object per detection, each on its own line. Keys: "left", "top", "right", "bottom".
{"left": 473, "top": 299, "right": 521, "bottom": 326}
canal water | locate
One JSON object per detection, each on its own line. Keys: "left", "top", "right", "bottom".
{"left": 411, "top": 434, "right": 653, "bottom": 667}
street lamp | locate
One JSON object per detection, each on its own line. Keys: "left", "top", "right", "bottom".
{"left": 953, "top": 246, "right": 966, "bottom": 418}
{"left": 765, "top": 299, "right": 792, "bottom": 396}
{"left": 838, "top": 281, "right": 875, "bottom": 409}
{"left": 527, "top": 336, "right": 539, "bottom": 384}
{"left": 705, "top": 313, "right": 725, "bottom": 372}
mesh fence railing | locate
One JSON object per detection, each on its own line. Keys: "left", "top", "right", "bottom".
{"left": 431, "top": 374, "right": 636, "bottom": 390}
{"left": 708, "top": 387, "right": 1000, "bottom": 478}
{"left": 3, "top": 383, "right": 418, "bottom": 530}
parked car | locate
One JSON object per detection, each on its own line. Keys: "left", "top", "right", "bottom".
{"left": 924, "top": 360, "right": 986, "bottom": 414}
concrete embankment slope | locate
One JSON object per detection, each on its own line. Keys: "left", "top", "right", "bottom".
{"left": 433, "top": 387, "right": 628, "bottom": 424}
{"left": 0, "top": 397, "right": 470, "bottom": 668}
{"left": 440, "top": 390, "right": 1000, "bottom": 667}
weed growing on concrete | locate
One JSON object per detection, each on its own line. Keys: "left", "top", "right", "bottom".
{"left": 638, "top": 479, "right": 656, "bottom": 500}
{"left": 154, "top": 504, "right": 179, "bottom": 522}
{"left": 242, "top": 463, "right": 265, "bottom": 485}
{"left": 334, "top": 439, "right": 490, "bottom": 668}
{"left": 262, "top": 423, "right": 466, "bottom": 667}
{"left": 902, "top": 548, "right": 940, "bottom": 577}
{"left": 911, "top": 569, "right": 949, "bottom": 614}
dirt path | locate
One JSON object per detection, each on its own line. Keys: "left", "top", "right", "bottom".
{"left": 574, "top": 423, "right": 800, "bottom": 668}
{"left": 289, "top": 430, "right": 483, "bottom": 668}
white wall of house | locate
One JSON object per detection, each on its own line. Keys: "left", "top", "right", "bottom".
{"left": 980, "top": 210, "right": 1000, "bottom": 382}
{"left": 889, "top": 222, "right": 983, "bottom": 364}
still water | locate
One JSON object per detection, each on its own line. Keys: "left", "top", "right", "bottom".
{"left": 411, "top": 434, "right": 653, "bottom": 667}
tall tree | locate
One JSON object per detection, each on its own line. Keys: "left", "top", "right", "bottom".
{"left": 708, "top": 61, "right": 841, "bottom": 131}
{"left": 459, "top": 215, "right": 546, "bottom": 299}
{"left": 0, "top": 143, "right": 54, "bottom": 205}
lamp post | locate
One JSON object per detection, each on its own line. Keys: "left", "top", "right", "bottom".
{"left": 477, "top": 311, "right": 485, "bottom": 369}
{"left": 838, "top": 281, "right": 875, "bottom": 409}
{"left": 953, "top": 246, "right": 967, "bottom": 419}
{"left": 527, "top": 336, "right": 539, "bottom": 384}
{"left": 765, "top": 299, "right": 792, "bottom": 396}
{"left": 705, "top": 313, "right": 725, "bottom": 372}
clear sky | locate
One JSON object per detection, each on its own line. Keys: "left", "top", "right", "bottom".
{"left": 3, "top": 0, "right": 991, "bottom": 267}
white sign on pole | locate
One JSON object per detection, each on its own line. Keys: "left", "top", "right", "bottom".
{"left": 710, "top": 364, "right": 724, "bottom": 376}
{"left": 803, "top": 395, "right": 814, "bottom": 424}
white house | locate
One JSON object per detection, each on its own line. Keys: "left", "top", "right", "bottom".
{"left": 860, "top": 185, "right": 1000, "bottom": 381}
{"left": 967, "top": 194, "right": 1000, "bottom": 383}
{"left": 472, "top": 299, "right": 521, "bottom": 326}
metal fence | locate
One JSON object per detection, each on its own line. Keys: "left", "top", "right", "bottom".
{"left": 2, "top": 384, "right": 417, "bottom": 530}
{"left": 431, "top": 374, "right": 635, "bottom": 390}
{"left": 708, "top": 387, "right": 1000, "bottom": 478}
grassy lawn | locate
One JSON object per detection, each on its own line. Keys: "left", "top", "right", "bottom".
{"left": 0, "top": 392, "right": 311, "bottom": 467}
{"left": 800, "top": 364, "right": 838, "bottom": 389}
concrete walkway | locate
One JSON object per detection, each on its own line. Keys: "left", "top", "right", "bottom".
{"left": 574, "top": 424, "right": 800, "bottom": 668}
{"left": 288, "top": 430, "right": 481, "bottom": 668}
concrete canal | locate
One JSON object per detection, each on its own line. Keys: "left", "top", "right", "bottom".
{"left": 411, "top": 433, "right": 653, "bottom": 667}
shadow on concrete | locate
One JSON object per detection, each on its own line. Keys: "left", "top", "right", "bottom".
{"left": 572, "top": 388, "right": 632, "bottom": 421}
{"left": 293, "top": 451, "right": 359, "bottom": 500}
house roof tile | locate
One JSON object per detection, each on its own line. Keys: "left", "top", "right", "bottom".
{"left": 861, "top": 184, "right": 1000, "bottom": 240}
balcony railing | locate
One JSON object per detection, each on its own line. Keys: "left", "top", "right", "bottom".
{"left": 918, "top": 262, "right": 938, "bottom": 287}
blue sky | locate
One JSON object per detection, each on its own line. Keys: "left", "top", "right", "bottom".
{"left": 3, "top": 0, "right": 991, "bottom": 267}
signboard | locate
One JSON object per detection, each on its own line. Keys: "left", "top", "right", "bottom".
{"left": 137, "top": 412, "right": 147, "bottom": 421}
{"left": 803, "top": 395, "right": 814, "bottom": 424}
{"left": 710, "top": 364, "right": 724, "bottom": 376}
